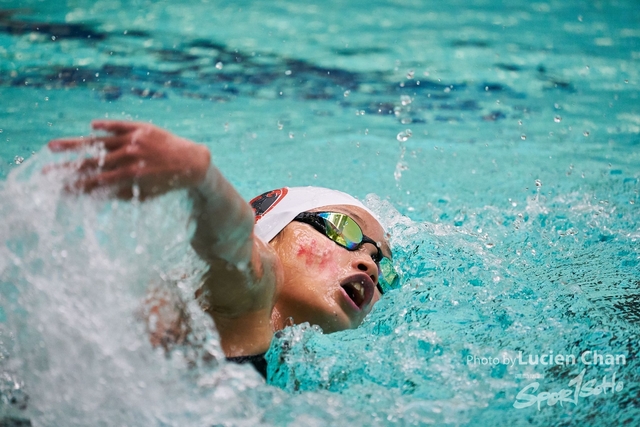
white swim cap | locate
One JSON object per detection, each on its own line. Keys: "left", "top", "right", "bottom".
{"left": 249, "top": 186, "right": 380, "bottom": 243}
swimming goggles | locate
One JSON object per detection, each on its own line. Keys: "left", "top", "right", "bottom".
{"left": 292, "top": 212, "right": 400, "bottom": 294}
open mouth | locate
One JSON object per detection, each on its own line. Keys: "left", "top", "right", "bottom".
{"left": 340, "top": 273, "right": 376, "bottom": 311}
{"left": 341, "top": 281, "right": 367, "bottom": 308}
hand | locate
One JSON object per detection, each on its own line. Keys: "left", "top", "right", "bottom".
{"left": 139, "top": 286, "right": 191, "bottom": 352}
{"left": 48, "top": 120, "right": 211, "bottom": 200}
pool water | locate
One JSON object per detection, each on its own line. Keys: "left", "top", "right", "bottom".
{"left": 0, "top": 0, "right": 638, "bottom": 425}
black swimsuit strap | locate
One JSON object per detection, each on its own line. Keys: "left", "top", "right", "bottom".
{"left": 226, "top": 353, "right": 268, "bottom": 379}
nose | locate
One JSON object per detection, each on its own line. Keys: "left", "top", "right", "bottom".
{"left": 351, "top": 251, "right": 379, "bottom": 285}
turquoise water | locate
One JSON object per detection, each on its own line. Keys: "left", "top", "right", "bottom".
{"left": 1, "top": 0, "right": 638, "bottom": 425}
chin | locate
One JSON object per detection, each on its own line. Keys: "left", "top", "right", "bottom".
{"left": 315, "top": 312, "right": 355, "bottom": 334}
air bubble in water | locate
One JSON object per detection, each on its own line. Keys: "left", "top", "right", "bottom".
{"left": 406, "top": 70, "right": 415, "bottom": 79}
{"left": 14, "top": 156, "right": 24, "bottom": 165}
{"left": 397, "top": 129, "right": 412, "bottom": 142}
{"left": 343, "top": 90, "right": 350, "bottom": 97}
{"left": 285, "top": 70, "right": 292, "bottom": 75}
{"left": 485, "top": 243, "right": 495, "bottom": 249}
{"left": 554, "top": 116, "right": 562, "bottom": 123}
{"left": 289, "top": 132, "right": 294, "bottom": 139}
{"left": 520, "top": 134, "right": 526, "bottom": 140}
{"left": 215, "top": 62, "right": 223, "bottom": 69}
{"left": 583, "top": 131, "right": 590, "bottom": 137}
{"left": 277, "top": 121, "right": 284, "bottom": 130}
{"left": 400, "top": 95, "right": 412, "bottom": 106}
{"left": 535, "top": 179, "right": 542, "bottom": 187}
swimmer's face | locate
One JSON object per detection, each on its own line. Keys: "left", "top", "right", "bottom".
{"left": 270, "top": 204, "right": 390, "bottom": 333}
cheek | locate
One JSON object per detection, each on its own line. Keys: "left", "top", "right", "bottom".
{"left": 294, "top": 235, "right": 335, "bottom": 270}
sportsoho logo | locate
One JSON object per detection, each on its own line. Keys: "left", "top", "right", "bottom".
{"left": 466, "top": 350, "right": 627, "bottom": 411}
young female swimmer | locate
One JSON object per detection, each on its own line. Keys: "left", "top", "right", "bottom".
{"left": 48, "top": 120, "right": 400, "bottom": 377}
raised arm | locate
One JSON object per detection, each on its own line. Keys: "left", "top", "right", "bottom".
{"left": 49, "top": 120, "right": 279, "bottom": 357}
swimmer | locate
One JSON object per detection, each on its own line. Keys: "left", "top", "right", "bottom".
{"left": 48, "top": 120, "right": 400, "bottom": 377}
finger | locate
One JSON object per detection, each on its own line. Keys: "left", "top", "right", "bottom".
{"left": 73, "top": 168, "right": 133, "bottom": 193}
{"left": 42, "top": 160, "right": 81, "bottom": 174}
{"left": 49, "top": 135, "right": 130, "bottom": 152}
{"left": 115, "top": 186, "right": 134, "bottom": 200}
{"left": 76, "top": 149, "right": 134, "bottom": 173}
{"left": 92, "top": 120, "right": 142, "bottom": 135}
{"left": 48, "top": 136, "right": 95, "bottom": 152}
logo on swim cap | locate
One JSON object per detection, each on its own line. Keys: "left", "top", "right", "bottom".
{"left": 249, "top": 188, "right": 288, "bottom": 222}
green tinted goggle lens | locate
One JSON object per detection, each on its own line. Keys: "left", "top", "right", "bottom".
{"left": 378, "top": 257, "right": 400, "bottom": 294}
{"left": 316, "top": 212, "right": 364, "bottom": 250}
{"left": 295, "top": 212, "right": 401, "bottom": 294}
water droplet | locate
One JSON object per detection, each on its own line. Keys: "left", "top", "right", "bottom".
{"left": 215, "top": 62, "right": 223, "bottom": 69}
{"left": 13, "top": 156, "right": 24, "bottom": 165}
{"left": 520, "top": 134, "right": 527, "bottom": 140}
{"left": 343, "top": 90, "right": 350, "bottom": 97}
{"left": 284, "top": 70, "right": 292, "bottom": 75}
{"left": 400, "top": 95, "right": 412, "bottom": 105}
{"left": 535, "top": 179, "right": 542, "bottom": 187}
{"left": 406, "top": 70, "right": 415, "bottom": 79}
{"left": 583, "top": 131, "right": 590, "bottom": 137}
{"left": 554, "top": 116, "right": 562, "bottom": 123}
{"left": 397, "top": 129, "right": 412, "bottom": 142}
{"left": 277, "top": 121, "right": 283, "bottom": 130}
{"left": 289, "top": 132, "right": 294, "bottom": 139}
